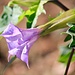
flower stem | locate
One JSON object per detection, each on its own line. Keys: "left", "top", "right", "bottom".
{"left": 2, "top": 56, "right": 16, "bottom": 75}
{"left": 64, "top": 48, "right": 75, "bottom": 75}
{"left": 49, "top": 0, "right": 69, "bottom": 11}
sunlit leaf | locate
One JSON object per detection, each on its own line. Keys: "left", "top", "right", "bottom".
{"left": 12, "top": 0, "right": 49, "bottom": 28}
{"left": 25, "top": 0, "right": 49, "bottom": 28}
{"left": 25, "top": 5, "right": 38, "bottom": 28}
{"left": 12, "top": 0, "right": 40, "bottom": 7}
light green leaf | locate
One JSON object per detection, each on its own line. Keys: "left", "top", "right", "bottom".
{"left": 0, "top": 6, "right": 12, "bottom": 33}
{"left": 31, "top": 0, "right": 48, "bottom": 28}
{"left": 10, "top": 5, "right": 23, "bottom": 24}
{"left": 0, "top": 4, "right": 23, "bottom": 34}
{"left": 11, "top": 0, "right": 40, "bottom": 7}
{"left": 25, "top": 5, "right": 38, "bottom": 28}
{"left": 11, "top": 0, "right": 49, "bottom": 28}
{"left": 25, "top": 0, "right": 49, "bottom": 28}
{"left": 70, "top": 36, "right": 75, "bottom": 47}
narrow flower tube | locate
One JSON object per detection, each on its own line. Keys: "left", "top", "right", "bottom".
{"left": 1, "top": 23, "right": 40, "bottom": 68}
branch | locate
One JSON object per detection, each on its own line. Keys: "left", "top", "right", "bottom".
{"left": 49, "top": 0, "right": 69, "bottom": 11}
{"left": 64, "top": 48, "right": 75, "bottom": 75}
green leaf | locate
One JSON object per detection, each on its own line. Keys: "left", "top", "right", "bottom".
{"left": 12, "top": 0, "right": 40, "bottom": 7}
{"left": 48, "top": 15, "right": 54, "bottom": 21}
{"left": 0, "top": 4, "right": 23, "bottom": 34}
{"left": 58, "top": 45, "right": 75, "bottom": 64}
{"left": 25, "top": 5, "right": 38, "bottom": 28}
{"left": 18, "top": 11, "right": 26, "bottom": 23}
{"left": 64, "top": 34, "right": 71, "bottom": 42}
{"left": 69, "top": 26, "right": 75, "bottom": 33}
{"left": 10, "top": 5, "right": 23, "bottom": 24}
{"left": 11, "top": 0, "right": 49, "bottom": 28}
{"left": 25, "top": 0, "right": 49, "bottom": 28}
{"left": 70, "top": 36, "right": 75, "bottom": 47}
{"left": 38, "top": 9, "right": 75, "bottom": 36}
{"left": 64, "top": 23, "right": 75, "bottom": 48}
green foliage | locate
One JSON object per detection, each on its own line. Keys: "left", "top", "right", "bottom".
{"left": 64, "top": 34, "right": 71, "bottom": 42}
{"left": 65, "top": 23, "right": 75, "bottom": 47}
{"left": 25, "top": 0, "right": 48, "bottom": 28}
{"left": 39, "top": 9, "right": 75, "bottom": 36}
{"left": 12, "top": 0, "right": 49, "bottom": 28}
{"left": 0, "top": 6, "right": 12, "bottom": 34}
{"left": 11, "top": 0, "right": 40, "bottom": 7}
{"left": 48, "top": 15, "right": 54, "bottom": 21}
{"left": 0, "top": 4, "right": 23, "bottom": 34}
{"left": 25, "top": 5, "right": 38, "bottom": 28}
{"left": 59, "top": 23, "right": 75, "bottom": 64}
{"left": 58, "top": 45, "right": 75, "bottom": 64}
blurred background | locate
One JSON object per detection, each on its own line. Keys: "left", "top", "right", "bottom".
{"left": 0, "top": 0, "right": 75, "bottom": 75}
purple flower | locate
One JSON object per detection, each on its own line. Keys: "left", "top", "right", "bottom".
{"left": 1, "top": 23, "right": 40, "bottom": 68}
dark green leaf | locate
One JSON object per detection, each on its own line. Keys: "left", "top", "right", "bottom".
{"left": 70, "top": 36, "right": 75, "bottom": 47}
{"left": 63, "top": 22, "right": 75, "bottom": 48}
{"left": 69, "top": 26, "right": 75, "bottom": 33}
{"left": 64, "top": 34, "right": 71, "bottom": 42}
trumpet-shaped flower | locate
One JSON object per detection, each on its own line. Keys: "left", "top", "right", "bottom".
{"left": 1, "top": 23, "right": 40, "bottom": 68}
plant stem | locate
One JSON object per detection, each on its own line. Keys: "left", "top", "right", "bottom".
{"left": 64, "top": 48, "right": 75, "bottom": 75}
{"left": 49, "top": 0, "right": 69, "bottom": 11}
{"left": 2, "top": 56, "right": 16, "bottom": 75}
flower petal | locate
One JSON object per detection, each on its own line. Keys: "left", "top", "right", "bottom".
{"left": 1, "top": 23, "right": 40, "bottom": 67}
{"left": 2, "top": 23, "right": 21, "bottom": 37}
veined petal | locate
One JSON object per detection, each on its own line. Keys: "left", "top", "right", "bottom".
{"left": 20, "top": 28, "right": 40, "bottom": 41}
{"left": 9, "top": 48, "right": 19, "bottom": 55}
{"left": 1, "top": 23, "right": 40, "bottom": 67}
{"left": 21, "top": 53, "right": 29, "bottom": 68}
{"left": 2, "top": 23, "right": 21, "bottom": 37}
